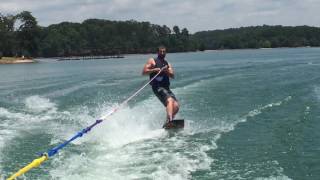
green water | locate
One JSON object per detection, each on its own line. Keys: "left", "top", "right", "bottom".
{"left": 1, "top": 48, "right": 320, "bottom": 180}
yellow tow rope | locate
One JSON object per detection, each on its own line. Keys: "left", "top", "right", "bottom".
{"left": 6, "top": 155, "right": 48, "bottom": 180}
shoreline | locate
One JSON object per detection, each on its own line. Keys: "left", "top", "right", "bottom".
{"left": 0, "top": 58, "right": 36, "bottom": 64}
{"left": 203, "top": 46, "right": 314, "bottom": 52}
{"left": 10, "top": 46, "right": 318, "bottom": 61}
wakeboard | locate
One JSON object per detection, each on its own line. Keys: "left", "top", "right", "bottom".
{"left": 163, "top": 119, "right": 184, "bottom": 129}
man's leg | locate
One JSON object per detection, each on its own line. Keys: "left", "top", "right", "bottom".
{"left": 173, "top": 100, "right": 179, "bottom": 118}
{"left": 166, "top": 97, "right": 179, "bottom": 121}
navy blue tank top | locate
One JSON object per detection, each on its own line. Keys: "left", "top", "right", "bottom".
{"left": 149, "top": 57, "right": 170, "bottom": 87}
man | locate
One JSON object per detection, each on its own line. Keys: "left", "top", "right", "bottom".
{"left": 142, "top": 46, "right": 179, "bottom": 126}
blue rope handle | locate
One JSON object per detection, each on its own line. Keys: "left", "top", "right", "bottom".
{"left": 46, "top": 119, "right": 103, "bottom": 157}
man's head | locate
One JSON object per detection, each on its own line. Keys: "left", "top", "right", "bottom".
{"left": 157, "top": 46, "right": 166, "bottom": 59}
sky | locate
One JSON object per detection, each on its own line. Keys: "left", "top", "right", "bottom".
{"left": 0, "top": 0, "right": 319, "bottom": 33}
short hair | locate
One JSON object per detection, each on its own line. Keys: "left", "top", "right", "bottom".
{"left": 158, "top": 45, "right": 166, "bottom": 52}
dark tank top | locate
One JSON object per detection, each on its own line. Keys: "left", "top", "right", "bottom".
{"left": 149, "top": 57, "right": 170, "bottom": 87}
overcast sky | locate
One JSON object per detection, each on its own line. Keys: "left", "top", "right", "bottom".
{"left": 0, "top": 0, "right": 319, "bottom": 32}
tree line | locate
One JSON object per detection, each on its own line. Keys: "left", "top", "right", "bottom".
{"left": 193, "top": 25, "right": 320, "bottom": 49}
{"left": 1, "top": 11, "right": 320, "bottom": 58}
{"left": 0, "top": 11, "right": 195, "bottom": 58}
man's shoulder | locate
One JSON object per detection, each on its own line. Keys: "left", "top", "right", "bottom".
{"left": 147, "top": 57, "right": 156, "bottom": 64}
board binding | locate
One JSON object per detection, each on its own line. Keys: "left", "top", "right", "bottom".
{"left": 163, "top": 119, "right": 184, "bottom": 129}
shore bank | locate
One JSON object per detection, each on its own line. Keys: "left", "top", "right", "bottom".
{"left": 0, "top": 57, "right": 36, "bottom": 64}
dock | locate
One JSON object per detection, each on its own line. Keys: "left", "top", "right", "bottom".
{"left": 58, "top": 55, "right": 124, "bottom": 61}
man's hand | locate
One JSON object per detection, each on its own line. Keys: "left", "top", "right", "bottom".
{"left": 163, "top": 69, "right": 169, "bottom": 74}
{"left": 153, "top": 68, "right": 161, "bottom": 73}
{"left": 162, "top": 65, "right": 168, "bottom": 71}
{"left": 164, "top": 64, "right": 174, "bottom": 78}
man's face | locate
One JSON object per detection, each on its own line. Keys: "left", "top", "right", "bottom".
{"left": 158, "top": 48, "right": 166, "bottom": 59}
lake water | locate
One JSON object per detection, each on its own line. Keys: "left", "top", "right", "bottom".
{"left": 1, "top": 48, "right": 320, "bottom": 180}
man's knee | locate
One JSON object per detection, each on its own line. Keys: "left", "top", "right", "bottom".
{"left": 166, "top": 97, "right": 179, "bottom": 110}
{"left": 166, "top": 97, "right": 175, "bottom": 104}
{"left": 174, "top": 101, "right": 179, "bottom": 112}
{"left": 169, "top": 99, "right": 179, "bottom": 111}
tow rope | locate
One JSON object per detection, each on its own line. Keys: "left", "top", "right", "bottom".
{"left": 7, "top": 66, "right": 167, "bottom": 180}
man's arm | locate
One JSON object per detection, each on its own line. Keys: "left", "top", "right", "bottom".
{"left": 142, "top": 58, "right": 160, "bottom": 75}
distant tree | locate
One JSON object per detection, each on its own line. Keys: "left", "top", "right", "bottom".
{"left": 0, "top": 13, "right": 4, "bottom": 56}
{"left": 181, "top": 28, "right": 188, "bottom": 36}
{"left": 0, "top": 13, "right": 17, "bottom": 56}
{"left": 16, "top": 11, "right": 40, "bottom": 57}
{"left": 199, "top": 43, "right": 206, "bottom": 51}
{"left": 261, "top": 40, "right": 271, "bottom": 48}
{"left": 173, "top": 25, "right": 180, "bottom": 35}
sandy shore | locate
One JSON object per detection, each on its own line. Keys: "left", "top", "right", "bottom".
{"left": 0, "top": 59, "right": 36, "bottom": 64}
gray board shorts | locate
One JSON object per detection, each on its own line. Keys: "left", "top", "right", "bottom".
{"left": 152, "top": 86, "right": 177, "bottom": 106}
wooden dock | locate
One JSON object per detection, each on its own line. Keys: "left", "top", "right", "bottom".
{"left": 57, "top": 55, "right": 124, "bottom": 61}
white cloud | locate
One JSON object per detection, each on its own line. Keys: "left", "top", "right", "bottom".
{"left": 0, "top": 0, "right": 319, "bottom": 32}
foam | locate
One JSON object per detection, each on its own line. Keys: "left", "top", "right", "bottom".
{"left": 0, "top": 96, "right": 70, "bottom": 176}
{"left": 47, "top": 95, "right": 216, "bottom": 179}
{"left": 169, "top": 77, "right": 294, "bottom": 179}
{"left": 50, "top": 136, "right": 214, "bottom": 180}
{"left": 25, "top": 95, "right": 57, "bottom": 113}
{"left": 254, "top": 175, "right": 292, "bottom": 180}
{"left": 314, "top": 86, "right": 320, "bottom": 101}
{"left": 245, "top": 96, "right": 291, "bottom": 119}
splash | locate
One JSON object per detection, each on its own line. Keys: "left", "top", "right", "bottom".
{"left": 255, "top": 175, "right": 292, "bottom": 180}
{"left": 25, "top": 95, "right": 57, "bottom": 113}
{"left": 47, "top": 95, "right": 215, "bottom": 180}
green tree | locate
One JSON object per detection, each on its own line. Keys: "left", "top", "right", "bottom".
{"left": 16, "top": 11, "right": 40, "bottom": 57}
{"left": 0, "top": 13, "right": 5, "bottom": 56}
{"left": 173, "top": 25, "right": 180, "bottom": 35}
{"left": 0, "top": 13, "right": 17, "bottom": 56}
